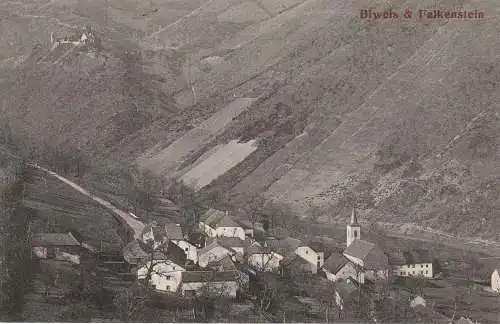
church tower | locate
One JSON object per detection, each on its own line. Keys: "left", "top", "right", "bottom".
{"left": 346, "top": 205, "right": 360, "bottom": 247}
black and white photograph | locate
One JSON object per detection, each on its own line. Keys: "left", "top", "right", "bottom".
{"left": 0, "top": 0, "right": 498, "bottom": 322}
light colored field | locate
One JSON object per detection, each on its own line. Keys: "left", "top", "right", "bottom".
{"left": 180, "top": 139, "right": 258, "bottom": 190}
{"left": 138, "top": 97, "right": 256, "bottom": 174}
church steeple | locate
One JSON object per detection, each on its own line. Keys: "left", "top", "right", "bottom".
{"left": 346, "top": 205, "right": 361, "bottom": 247}
{"left": 350, "top": 205, "right": 359, "bottom": 226}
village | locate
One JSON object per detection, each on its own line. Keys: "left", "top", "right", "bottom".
{"left": 30, "top": 199, "right": 500, "bottom": 323}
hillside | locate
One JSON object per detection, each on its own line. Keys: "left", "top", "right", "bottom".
{"left": 0, "top": 0, "right": 499, "bottom": 241}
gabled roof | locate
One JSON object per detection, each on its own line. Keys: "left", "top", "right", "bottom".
{"left": 343, "top": 240, "right": 388, "bottom": 269}
{"left": 163, "top": 241, "right": 188, "bottom": 267}
{"left": 388, "top": 249, "right": 433, "bottom": 265}
{"left": 207, "top": 255, "right": 236, "bottom": 271}
{"left": 323, "top": 253, "right": 350, "bottom": 274}
{"left": 165, "top": 223, "right": 184, "bottom": 241}
{"left": 181, "top": 271, "right": 239, "bottom": 283}
{"left": 265, "top": 237, "right": 302, "bottom": 257}
{"left": 187, "top": 232, "right": 206, "bottom": 247}
{"left": 201, "top": 208, "right": 241, "bottom": 228}
{"left": 122, "top": 239, "right": 149, "bottom": 264}
{"left": 32, "top": 232, "right": 80, "bottom": 247}
{"left": 197, "top": 240, "right": 232, "bottom": 257}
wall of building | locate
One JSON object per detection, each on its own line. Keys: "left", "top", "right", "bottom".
{"left": 248, "top": 253, "right": 282, "bottom": 272}
{"left": 295, "top": 247, "right": 324, "bottom": 273}
{"left": 180, "top": 281, "right": 238, "bottom": 298}
{"left": 216, "top": 227, "right": 245, "bottom": 240}
{"left": 173, "top": 240, "right": 198, "bottom": 263}
{"left": 137, "top": 261, "right": 185, "bottom": 292}
{"left": 324, "top": 262, "right": 364, "bottom": 284}
{"left": 393, "top": 263, "right": 433, "bottom": 278}
{"left": 491, "top": 271, "right": 500, "bottom": 292}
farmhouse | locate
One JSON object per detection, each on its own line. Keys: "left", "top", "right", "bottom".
{"left": 199, "top": 208, "right": 246, "bottom": 240}
{"left": 390, "top": 249, "right": 434, "bottom": 278}
{"left": 247, "top": 245, "right": 283, "bottom": 272}
{"left": 322, "top": 253, "right": 362, "bottom": 283}
{"left": 179, "top": 271, "right": 241, "bottom": 298}
{"left": 136, "top": 242, "right": 187, "bottom": 292}
{"left": 165, "top": 223, "right": 198, "bottom": 263}
{"left": 491, "top": 268, "right": 500, "bottom": 292}
{"left": 197, "top": 239, "right": 236, "bottom": 268}
{"left": 32, "top": 232, "right": 81, "bottom": 264}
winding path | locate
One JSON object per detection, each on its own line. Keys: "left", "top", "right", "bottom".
{"left": 26, "top": 163, "right": 145, "bottom": 239}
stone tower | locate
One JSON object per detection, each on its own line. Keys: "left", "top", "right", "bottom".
{"left": 346, "top": 205, "right": 361, "bottom": 247}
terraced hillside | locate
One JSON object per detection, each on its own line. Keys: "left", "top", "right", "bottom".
{"left": 0, "top": 0, "right": 499, "bottom": 241}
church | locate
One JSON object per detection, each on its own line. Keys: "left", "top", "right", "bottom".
{"left": 322, "top": 206, "right": 389, "bottom": 284}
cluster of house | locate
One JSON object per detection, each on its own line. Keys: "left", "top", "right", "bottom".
{"left": 30, "top": 205, "right": 500, "bottom": 310}
{"left": 50, "top": 25, "right": 97, "bottom": 49}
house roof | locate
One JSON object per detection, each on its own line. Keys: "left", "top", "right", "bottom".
{"left": 163, "top": 241, "right": 187, "bottom": 266}
{"left": 456, "top": 317, "right": 474, "bottom": 324}
{"left": 343, "top": 239, "right": 388, "bottom": 270}
{"left": 197, "top": 240, "right": 232, "bottom": 257}
{"left": 207, "top": 255, "right": 236, "bottom": 271}
{"left": 32, "top": 232, "right": 80, "bottom": 247}
{"left": 402, "top": 249, "right": 433, "bottom": 264}
{"left": 323, "top": 253, "right": 349, "bottom": 274}
{"left": 181, "top": 271, "right": 239, "bottom": 283}
{"left": 187, "top": 232, "right": 206, "bottom": 247}
{"left": 265, "top": 237, "right": 303, "bottom": 257}
{"left": 122, "top": 240, "right": 149, "bottom": 264}
{"left": 388, "top": 249, "right": 433, "bottom": 265}
{"left": 165, "top": 223, "right": 184, "bottom": 240}
{"left": 201, "top": 208, "right": 240, "bottom": 228}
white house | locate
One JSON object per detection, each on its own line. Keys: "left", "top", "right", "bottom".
{"left": 322, "top": 253, "right": 363, "bottom": 283}
{"left": 180, "top": 271, "right": 241, "bottom": 298}
{"left": 136, "top": 242, "right": 187, "bottom": 292}
{"left": 165, "top": 223, "right": 198, "bottom": 263}
{"left": 197, "top": 240, "right": 236, "bottom": 268}
{"left": 199, "top": 209, "right": 245, "bottom": 240}
{"left": 295, "top": 246, "right": 324, "bottom": 274}
{"left": 390, "top": 249, "right": 434, "bottom": 278}
{"left": 492, "top": 269, "right": 500, "bottom": 292}
{"left": 247, "top": 245, "right": 283, "bottom": 272}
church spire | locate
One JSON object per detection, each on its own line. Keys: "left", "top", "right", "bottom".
{"left": 350, "top": 205, "right": 359, "bottom": 226}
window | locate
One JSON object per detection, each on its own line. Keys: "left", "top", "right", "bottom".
{"left": 400, "top": 272, "right": 403, "bottom": 275}
{"left": 185, "top": 248, "right": 189, "bottom": 251}
{"left": 426, "top": 264, "right": 429, "bottom": 268}
{"left": 306, "top": 250, "right": 308, "bottom": 254}
{"left": 412, "top": 271, "right": 415, "bottom": 275}
{"left": 317, "top": 255, "right": 321, "bottom": 260}
{"left": 412, "top": 265, "right": 415, "bottom": 268}
{"left": 166, "top": 285, "right": 170, "bottom": 290}
{"left": 420, "top": 264, "right": 423, "bottom": 268}
{"left": 166, "top": 276, "right": 172, "bottom": 280}
{"left": 354, "top": 230, "right": 358, "bottom": 238}
{"left": 425, "top": 270, "right": 428, "bottom": 274}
